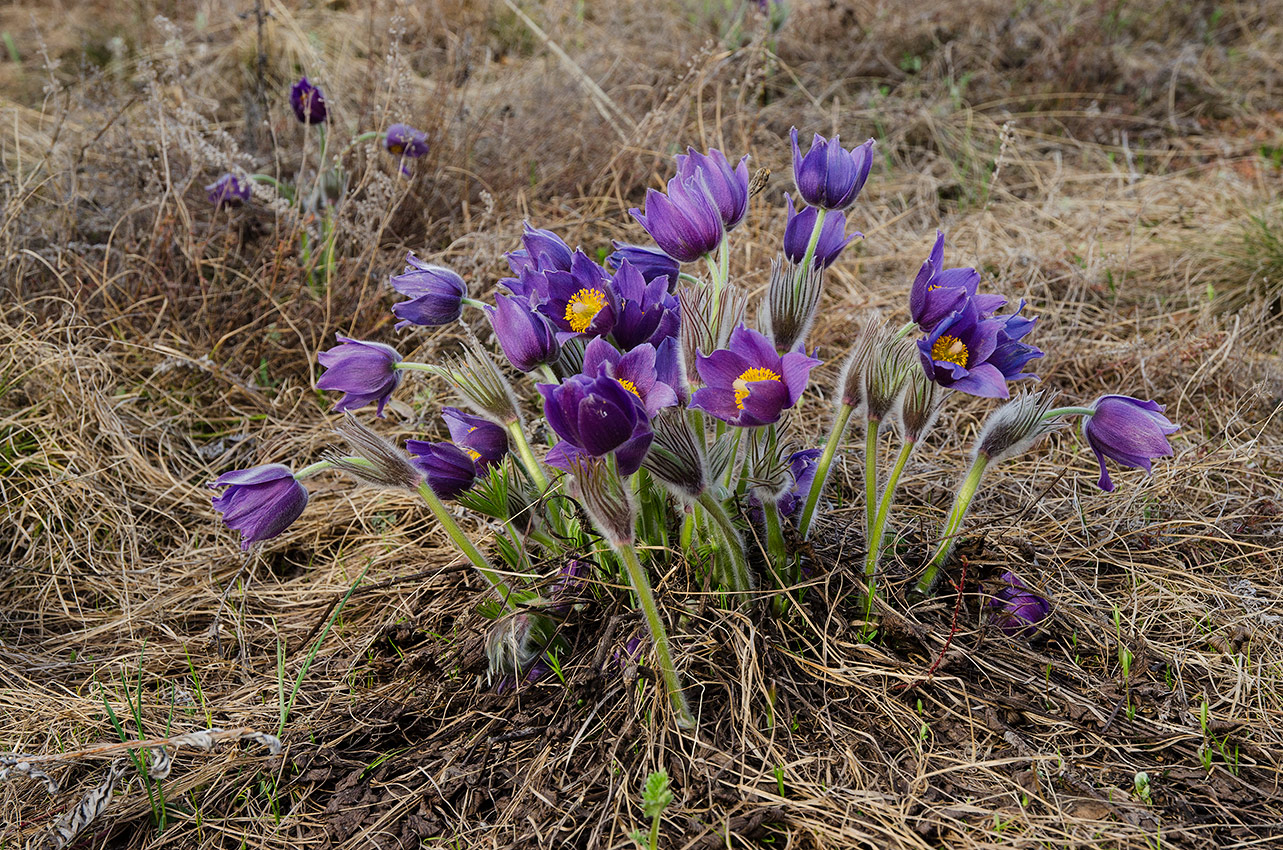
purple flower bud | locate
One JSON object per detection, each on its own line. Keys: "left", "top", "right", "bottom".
{"left": 607, "top": 261, "right": 680, "bottom": 351}
{"left": 506, "top": 222, "right": 575, "bottom": 279}
{"left": 441, "top": 407, "right": 509, "bottom": 471}
{"left": 790, "top": 127, "right": 874, "bottom": 211}
{"left": 538, "top": 371, "right": 653, "bottom": 476}
{"left": 486, "top": 293, "right": 561, "bottom": 372}
{"left": 290, "top": 77, "right": 328, "bottom": 124}
{"left": 206, "top": 174, "right": 251, "bottom": 208}
{"left": 782, "top": 194, "right": 859, "bottom": 268}
{"left": 917, "top": 299, "right": 1009, "bottom": 399}
{"left": 389, "top": 258, "right": 467, "bottom": 328}
{"left": 209, "top": 464, "right": 308, "bottom": 550}
{"left": 607, "top": 243, "right": 680, "bottom": 291}
{"left": 384, "top": 123, "right": 429, "bottom": 157}
{"left": 988, "top": 301, "right": 1044, "bottom": 382}
{"left": 406, "top": 440, "right": 478, "bottom": 500}
{"left": 691, "top": 325, "right": 820, "bottom": 427}
{"left": 986, "top": 571, "right": 1051, "bottom": 637}
{"left": 316, "top": 336, "right": 403, "bottom": 417}
{"left": 906, "top": 231, "right": 995, "bottom": 332}
{"left": 777, "top": 448, "right": 822, "bottom": 517}
{"left": 629, "top": 173, "right": 725, "bottom": 263}
{"left": 674, "top": 147, "right": 750, "bottom": 231}
{"left": 1082, "top": 396, "right": 1179, "bottom": 492}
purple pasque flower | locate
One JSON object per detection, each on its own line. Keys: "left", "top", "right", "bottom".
{"left": 906, "top": 231, "right": 1005, "bottom": 332}
{"left": 486, "top": 293, "right": 561, "bottom": 372}
{"left": 535, "top": 252, "right": 617, "bottom": 339}
{"left": 1082, "top": 395, "right": 1179, "bottom": 492}
{"left": 209, "top": 464, "right": 308, "bottom": 550}
{"left": 790, "top": 127, "right": 875, "bottom": 211}
{"left": 206, "top": 174, "right": 251, "bottom": 208}
{"left": 506, "top": 222, "right": 575, "bottom": 279}
{"left": 988, "top": 301, "right": 1044, "bottom": 382}
{"left": 441, "top": 406, "right": 509, "bottom": 471}
{"left": 384, "top": 123, "right": 429, "bottom": 157}
{"left": 316, "top": 336, "right": 403, "bottom": 417}
{"left": 581, "top": 337, "right": 679, "bottom": 417}
{"left": 607, "top": 261, "right": 680, "bottom": 351}
{"left": 777, "top": 448, "right": 822, "bottom": 517}
{"left": 629, "top": 172, "right": 725, "bottom": 263}
{"left": 406, "top": 440, "right": 478, "bottom": 500}
{"left": 538, "top": 371, "right": 653, "bottom": 476}
{"left": 675, "top": 147, "right": 750, "bottom": 231}
{"left": 389, "top": 257, "right": 467, "bottom": 328}
{"left": 691, "top": 324, "right": 821, "bottom": 427}
{"left": 917, "top": 299, "right": 1008, "bottom": 399}
{"left": 607, "top": 243, "right": 680, "bottom": 291}
{"left": 986, "top": 571, "right": 1052, "bottom": 637}
{"left": 290, "top": 77, "right": 327, "bottom": 124}
{"left": 782, "top": 194, "right": 859, "bottom": 269}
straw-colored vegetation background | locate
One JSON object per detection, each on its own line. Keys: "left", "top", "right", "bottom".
{"left": 2, "top": 0, "right": 1282, "bottom": 847}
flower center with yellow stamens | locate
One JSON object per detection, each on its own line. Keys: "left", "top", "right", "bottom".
{"left": 617, "top": 378, "right": 641, "bottom": 398}
{"left": 464, "top": 447, "right": 482, "bottom": 462}
{"left": 732, "top": 367, "right": 782, "bottom": 409}
{"left": 388, "top": 143, "right": 405, "bottom": 155}
{"left": 565, "top": 288, "right": 607, "bottom": 333}
{"left": 931, "top": 334, "right": 969, "bottom": 368}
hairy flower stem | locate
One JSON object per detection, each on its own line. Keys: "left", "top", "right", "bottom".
{"left": 1043, "top": 406, "right": 1095, "bottom": 419}
{"left": 416, "top": 482, "right": 514, "bottom": 609}
{"left": 891, "top": 320, "right": 918, "bottom": 342}
{"left": 799, "top": 402, "right": 855, "bottom": 539}
{"left": 538, "top": 364, "right": 559, "bottom": 386}
{"left": 696, "top": 491, "right": 754, "bottom": 600}
{"left": 393, "top": 361, "right": 442, "bottom": 375}
{"left": 295, "top": 459, "right": 336, "bottom": 478}
{"left": 615, "top": 542, "right": 694, "bottom": 728}
{"left": 760, "top": 499, "right": 791, "bottom": 591}
{"left": 794, "top": 207, "right": 828, "bottom": 296}
{"left": 864, "top": 419, "right": 880, "bottom": 541}
{"left": 915, "top": 453, "right": 991, "bottom": 596}
{"left": 504, "top": 421, "right": 550, "bottom": 493}
{"left": 863, "top": 439, "right": 915, "bottom": 597}
{"left": 679, "top": 509, "right": 695, "bottom": 553}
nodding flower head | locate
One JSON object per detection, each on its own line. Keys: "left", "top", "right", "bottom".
{"left": 789, "top": 128, "right": 875, "bottom": 211}
{"left": 290, "top": 77, "right": 328, "bottom": 124}
{"left": 539, "top": 370, "right": 654, "bottom": 476}
{"left": 629, "top": 172, "right": 725, "bottom": 263}
{"left": 406, "top": 440, "right": 478, "bottom": 500}
{"left": 506, "top": 222, "right": 575, "bottom": 279}
{"left": 384, "top": 123, "right": 429, "bottom": 158}
{"left": 440, "top": 406, "right": 509, "bottom": 472}
{"left": 1082, "top": 395, "right": 1179, "bottom": 492}
{"left": 534, "top": 252, "right": 617, "bottom": 338}
{"left": 607, "top": 261, "right": 680, "bottom": 351}
{"left": 486, "top": 293, "right": 561, "bottom": 372}
{"left": 782, "top": 194, "right": 859, "bottom": 269}
{"left": 316, "top": 336, "right": 403, "bottom": 417}
{"left": 986, "top": 571, "right": 1051, "bottom": 638}
{"left": 389, "top": 257, "right": 467, "bottom": 328}
{"left": 917, "top": 299, "right": 1009, "bottom": 399}
{"left": 209, "top": 464, "right": 308, "bottom": 550}
{"left": 206, "top": 174, "right": 251, "bottom": 208}
{"left": 674, "top": 147, "right": 751, "bottom": 231}
{"left": 607, "top": 242, "right": 680, "bottom": 291}
{"left": 906, "top": 231, "right": 1001, "bottom": 332}
{"left": 691, "top": 324, "right": 820, "bottom": 427}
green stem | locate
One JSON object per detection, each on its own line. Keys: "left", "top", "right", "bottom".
{"left": 915, "top": 453, "right": 991, "bottom": 596}
{"left": 295, "top": 460, "right": 335, "bottom": 479}
{"left": 649, "top": 813, "right": 661, "bottom": 850}
{"left": 863, "top": 440, "right": 915, "bottom": 585}
{"left": 505, "top": 421, "right": 550, "bottom": 492}
{"left": 393, "top": 361, "right": 442, "bottom": 374}
{"left": 461, "top": 296, "right": 488, "bottom": 310}
{"left": 417, "top": 481, "right": 513, "bottom": 608}
{"left": 795, "top": 207, "right": 828, "bottom": 293}
{"left": 679, "top": 508, "right": 695, "bottom": 554}
{"left": 799, "top": 403, "right": 855, "bottom": 539}
{"left": 891, "top": 320, "right": 919, "bottom": 342}
{"left": 677, "top": 272, "right": 703, "bottom": 287}
{"left": 760, "top": 499, "right": 790, "bottom": 592}
{"left": 696, "top": 491, "right": 754, "bottom": 599}
{"left": 864, "top": 419, "right": 880, "bottom": 541}
{"left": 1043, "top": 406, "right": 1095, "bottom": 419}
{"left": 723, "top": 427, "right": 744, "bottom": 490}
{"left": 538, "top": 364, "right": 559, "bottom": 385}
{"left": 616, "top": 542, "right": 694, "bottom": 728}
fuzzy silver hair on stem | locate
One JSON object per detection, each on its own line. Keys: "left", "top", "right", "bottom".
{"left": 440, "top": 333, "right": 522, "bottom": 425}
{"left": 326, "top": 413, "right": 424, "bottom": 490}
{"left": 643, "top": 408, "right": 709, "bottom": 501}
{"left": 763, "top": 256, "right": 824, "bottom": 353}
{"left": 569, "top": 456, "right": 637, "bottom": 547}
{"left": 678, "top": 282, "right": 747, "bottom": 387}
{"left": 975, "top": 389, "right": 1062, "bottom": 463}
{"left": 837, "top": 313, "right": 885, "bottom": 410}
{"left": 485, "top": 610, "right": 557, "bottom": 680}
{"left": 864, "top": 334, "right": 915, "bottom": 422}
{"left": 897, "top": 364, "right": 945, "bottom": 443}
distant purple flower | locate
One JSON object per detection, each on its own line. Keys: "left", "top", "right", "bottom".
{"left": 384, "top": 123, "right": 429, "bottom": 157}
{"left": 506, "top": 223, "right": 575, "bottom": 278}
{"left": 607, "top": 243, "right": 680, "bottom": 291}
{"left": 548, "top": 559, "right": 587, "bottom": 614}
{"left": 691, "top": 325, "right": 820, "bottom": 427}
{"left": 917, "top": 299, "right": 1008, "bottom": 399}
{"left": 674, "top": 147, "right": 750, "bottom": 231}
{"left": 442, "top": 407, "right": 509, "bottom": 471}
{"left": 535, "top": 253, "right": 617, "bottom": 339}
{"left": 581, "top": 337, "right": 679, "bottom": 417}
{"left": 1083, "top": 396, "right": 1179, "bottom": 492}
{"left": 790, "top": 127, "right": 874, "bottom": 211}
{"left": 782, "top": 194, "right": 859, "bottom": 269}
{"left": 389, "top": 257, "right": 467, "bottom": 328}
{"left": 607, "top": 261, "right": 680, "bottom": 351}
{"left": 407, "top": 440, "right": 478, "bottom": 500}
{"left": 316, "top": 336, "right": 403, "bottom": 416}
{"left": 538, "top": 371, "right": 653, "bottom": 476}
{"left": 206, "top": 174, "right": 251, "bottom": 208}
{"left": 290, "top": 77, "right": 327, "bottom": 124}
{"left": 907, "top": 232, "right": 1004, "bottom": 332}
{"left": 987, "top": 571, "right": 1051, "bottom": 637}
{"left": 630, "top": 173, "right": 725, "bottom": 263}
{"left": 486, "top": 293, "right": 561, "bottom": 372}
{"left": 209, "top": 464, "right": 308, "bottom": 550}
{"left": 989, "top": 301, "right": 1044, "bottom": 382}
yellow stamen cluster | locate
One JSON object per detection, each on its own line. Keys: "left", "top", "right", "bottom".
{"left": 388, "top": 143, "right": 405, "bottom": 155}
{"left": 617, "top": 378, "right": 642, "bottom": 398}
{"left": 931, "top": 334, "right": 969, "bottom": 368}
{"left": 732, "top": 367, "right": 782, "bottom": 410}
{"left": 464, "top": 447, "right": 482, "bottom": 462}
{"left": 565, "top": 288, "right": 608, "bottom": 333}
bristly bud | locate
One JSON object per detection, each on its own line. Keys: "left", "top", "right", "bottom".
{"left": 974, "top": 389, "right": 1061, "bottom": 463}
{"left": 642, "top": 408, "right": 708, "bottom": 501}
{"left": 864, "top": 334, "right": 915, "bottom": 422}
{"left": 440, "top": 336, "right": 521, "bottom": 425}
{"left": 897, "top": 364, "right": 944, "bottom": 443}
{"left": 327, "top": 413, "right": 424, "bottom": 490}
{"left": 569, "top": 456, "right": 636, "bottom": 548}
{"left": 746, "top": 423, "right": 793, "bottom": 502}
{"left": 837, "top": 313, "right": 883, "bottom": 409}
{"left": 678, "top": 282, "right": 746, "bottom": 389}
{"left": 762, "top": 256, "right": 823, "bottom": 353}
{"left": 485, "top": 611, "right": 558, "bottom": 681}
{"left": 747, "top": 166, "right": 771, "bottom": 199}
{"left": 553, "top": 336, "right": 586, "bottom": 379}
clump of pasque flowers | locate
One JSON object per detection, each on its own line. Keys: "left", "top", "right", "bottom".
{"left": 208, "top": 124, "right": 1179, "bottom": 732}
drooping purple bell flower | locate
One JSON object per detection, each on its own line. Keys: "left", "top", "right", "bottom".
{"left": 782, "top": 194, "right": 859, "bottom": 269}
{"left": 290, "top": 77, "right": 328, "bottom": 124}
{"left": 406, "top": 440, "right": 478, "bottom": 500}
{"left": 906, "top": 232, "right": 1004, "bottom": 332}
{"left": 1082, "top": 396, "right": 1179, "bottom": 492}
{"left": 506, "top": 222, "right": 576, "bottom": 279}
{"left": 789, "top": 127, "right": 875, "bottom": 211}
{"left": 917, "top": 299, "right": 1008, "bottom": 399}
{"left": 535, "top": 252, "right": 617, "bottom": 339}
{"left": 691, "top": 324, "right": 821, "bottom": 427}
{"left": 389, "top": 257, "right": 467, "bottom": 328}
{"left": 988, "top": 301, "right": 1044, "bottom": 382}
{"left": 607, "top": 261, "right": 680, "bottom": 351}
{"left": 316, "top": 336, "right": 403, "bottom": 417}
{"left": 384, "top": 123, "right": 429, "bottom": 157}
{"left": 538, "top": 371, "right": 653, "bottom": 476}
{"left": 441, "top": 406, "right": 509, "bottom": 471}
{"left": 986, "top": 571, "right": 1052, "bottom": 637}
{"left": 777, "top": 448, "right": 823, "bottom": 517}
{"left": 674, "top": 147, "right": 750, "bottom": 231}
{"left": 206, "top": 174, "right": 251, "bottom": 208}
{"left": 485, "top": 293, "right": 561, "bottom": 373}
{"left": 607, "top": 243, "right": 680, "bottom": 291}
{"left": 209, "top": 464, "right": 308, "bottom": 550}
{"left": 581, "top": 337, "right": 679, "bottom": 417}
{"left": 629, "top": 173, "right": 725, "bottom": 263}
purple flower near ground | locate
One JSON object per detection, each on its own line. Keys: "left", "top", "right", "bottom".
{"left": 789, "top": 128, "right": 875, "bottom": 211}
{"left": 987, "top": 571, "right": 1052, "bottom": 637}
{"left": 581, "top": 337, "right": 679, "bottom": 417}
{"left": 486, "top": 293, "right": 561, "bottom": 372}
{"left": 441, "top": 407, "right": 509, "bottom": 471}
{"left": 607, "top": 261, "right": 680, "bottom": 351}
{"left": 607, "top": 243, "right": 680, "bottom": 291}
{"left": 384, "top": 123, "right": 429, "bottom": 157}
{"left": 290, "top": 77, "right": 327, "bottom": 124}
{"left": 535, "top": 253, "right": 617, "bottom": 339}
{"left": 406, "top": 440, "right": 478, "bottom": 499}
{"left": 538, "top": 371, "right": 653, "bottom": 476}
{"left": 691, "top": 325, "right": 820, "bottom": 427}
{"left": 1082, "top": 395, "right": 1179, "bottom": 492}
{"left": 206, "top": 174, "right": 251, "bottom": 208}
{"left": 389, "top": 257, "right": 467, "bottom": 328}
{"left": 778, "top": 448, "right": 823, "bottom": 517}
{"left": 209, "top": 464, "right": 308, "bottom": 550}
{"left": 988, "top": 301, "right": 1044, "bottom": 382}
{"left": 506, "top": 223, "right": 576, "bottom": 279}
{"left": 782, "top": 194, "right": 859, "bottom": 269}
{"left": 917, "top": 299, "right": 1008, "bottom": 399}
{"left": 629, "top": 173, "right": 725, "bottom": 263}
{"left": 547, "top": 559, "right": 588, "bottom": 614}
{"left": 674, "top": 147, "right": 751, "bottom": 231}
{"left": 316, "top": 336, "right": 403, "bottom": 417}
{"left": 907, "top": 232, "right": 1003, "bottom": 332}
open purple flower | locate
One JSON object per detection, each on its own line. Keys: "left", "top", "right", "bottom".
{"left": 538, "top": 371, "right": 653, "bottom": 476}
{"left": 782, "top": 194, "right": 859, "bottom": 269}
{"left": 607, "top": 243, "right": 680, "bottom": 290}
{"left": 290, "top": 77, "right": 327, "bottom": 124}
{"left": 486, "top": 293, "right": 561, "bottom": 372}
{"left": 907, "top": 232, "right": 1003, "bottom": 332}
{"left": 389, "top": 257, "right": 467, "bottom": 328}
{"left": 629, "top": 173, "right": 725, "bottom": 263}
{"left": 407, "top": 440, "right": 478, "bottom": 500}
{"left": 675, "top": 147, "right": 750, "bottom": 231}
{"left": 535, "top": 253, "right": 617, "bottom": 339}
{"left": 988, "top": 301, "right": 1043, "bottom": 382}
{"left": 206, "top": 174, "right": 251, "bottom": 208}
{"left": 917, "top": 299, "right": 1008, "bottom": 399}
{"left": 316, "top": 336, "right": 403, "bottom": 416}
{"left": 1082, "top": 396, "right": 1179, "bottom": 492}
{"left": 790, "top": 128, "right": 874, "bottom": 211}
{"left": 581, "top": 337, "right": 679, "bottom": 417}
{"left": 608, "top": 261, "right": 680, "bottom": 351}
{"left": 209, "top": 464, "right": 308, "bottom": 550}
{"left": 691, "top": 325, "right": 821, "bottom": 427}
{"left": 986, "top": 571, "right": 1051, "bottom": 637}
{"left": 384, "top": 123, "right": 429, "bottom": 157}
{"left": 442, "top": 407, "right": 509, "bottom": 471}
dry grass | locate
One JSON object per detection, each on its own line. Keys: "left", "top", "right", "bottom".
{"left": 3, "top": 0, "right": 1283, "bottom": 848}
